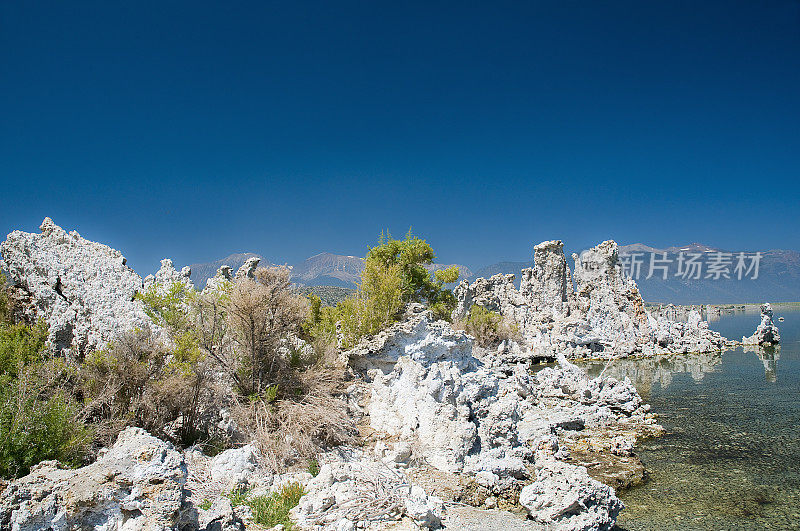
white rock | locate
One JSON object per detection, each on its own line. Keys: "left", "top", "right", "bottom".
{"left": 198, "top": 497, "right": 245, "bottom": 531}
{"left": 294, "top": 449, "right": 442, "bottom": 529}
{"left": 349, "top": 307, "right": 657, "bottom": 489}
{"left": 0, "top": 427, "right": 186, "bottom": 530}
{"left": 209, "top": 444, "right": 260, "bottom": 486}
{"left": 519, "top": 456, "right": 623, "bottom": 531}
{"left": 0, "top": 218, "right": 153, "bottom": 355}
{"left": 454, "top": 239, "right": 730, "bottom": 359}
{"left": 742, "top": 303, "right": 781, "bottom": 345}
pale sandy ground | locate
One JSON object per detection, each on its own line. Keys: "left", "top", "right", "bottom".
{"left": 385, "top": 503, "right": 542, "bottom": 530}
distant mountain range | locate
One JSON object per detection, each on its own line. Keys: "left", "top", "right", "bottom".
{"left": 184, "top": 243, "right": 800, "bottom": 304}
{"left": 615, "top": 243, "right": 800, "bottom": 304}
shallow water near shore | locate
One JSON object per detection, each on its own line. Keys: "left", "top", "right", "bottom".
{"left": 579, "top": 304, "right": 800, "bottom": 530}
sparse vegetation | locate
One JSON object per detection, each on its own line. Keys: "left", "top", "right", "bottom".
{"left": 0, "top": 231, "right": 456, "bottom": 482}
{"left": 245, "top": 482, "right": 305, "bottom": 529}
{"left": 226, "top": 267, "right": 308, "bottom": 396}
{"left": 0, "top": 274, "right": 92, "bottom": 478}
{"left": 294, "top": 285, "right": 355, "bottom": 307}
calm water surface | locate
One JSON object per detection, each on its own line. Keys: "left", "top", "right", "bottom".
{"left": 581, "top": 304, "right": 800, "bottom": 530}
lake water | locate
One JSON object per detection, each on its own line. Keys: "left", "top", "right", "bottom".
{"left": 581, "top": 304, "right": 800, "bottom": 530}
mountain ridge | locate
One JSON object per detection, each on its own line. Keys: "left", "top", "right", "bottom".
{"left": 182, "top": 243, "right": 800, "bottom": 304}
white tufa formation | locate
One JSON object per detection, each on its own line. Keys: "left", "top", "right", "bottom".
{"left": 0, "top": 218, "right": 152, "bottom": 355}
{"left": 346, "top": 304, "right": 659, "bottom": 529}
{"left": 0, "top": 428, "right": 188, "bottom": 530}
{"left": 293, "top": 449, "right": 445, "bottom": 530}
{"left": 742, "top": 303, "right": 780, "bottom": 346}
{"left": 453, "top": 239, "right": 730, "bottom": 359}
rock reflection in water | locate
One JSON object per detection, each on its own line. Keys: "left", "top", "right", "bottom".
{"left": 743, "top": 344, "right": 781, "bottom": 382}
{"left": 579, "top": 351, "right": 723, "bottom": 398}
{"left": 581, "top": 345, "right": 782, "bottom": 389}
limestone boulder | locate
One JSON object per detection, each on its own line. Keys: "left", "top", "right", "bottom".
{"left": 0, "top": 427, "right": 187, "bottom": 531}
{"left": 0, "top": 218, "right": 151, "bottom": 355}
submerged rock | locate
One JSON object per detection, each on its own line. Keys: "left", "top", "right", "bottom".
{"left": 0, "top": 218, "right": 152, "bottom": 355}
{"left": 742, "top": 303, "right": 780, "bottom": 346}
{"left": 0, "top": 427, "right": 187, "bottom": 530}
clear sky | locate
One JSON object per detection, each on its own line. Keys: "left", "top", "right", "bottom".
{"left": 2, "top": 1, "right": 798, "bottom": 273}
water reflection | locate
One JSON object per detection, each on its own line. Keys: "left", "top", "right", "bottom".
{"left": 579, "top": 352, "right": 723, "bottom": 397}
{"left": 612, "top": 306, "right": 800, "bottom": 530}
{"left": 580, "top": 344, "right": 781, "bottom": 393}
{"left": 743, "top": 344, "right": 781, "bottom": 382}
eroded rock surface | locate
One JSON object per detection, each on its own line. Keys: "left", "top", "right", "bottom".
{"left": 347, "top": 305, "right": 656, "bottom": 529}
{"left": 293, "top": 448, "right": 444, "bottom": 530}
{"left": 454, "top": 240, "right": 729, "bottom": 359}
{"left": 742, "top": 303, "right": 781, "bottom": 346}
{"left": 0, "top": 218, "right": 152, "bottom": 355}
{"left": 519, "top": 455, "right": 623, "bottom": 531}
{"left": 143, "top": 258, "right": 194, "bottom": 293}
{"left": 0, "top": 427, "right": 187, "bottom": 531}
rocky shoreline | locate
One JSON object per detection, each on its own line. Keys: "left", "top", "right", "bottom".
{"left": 0, "top": 219, "right": 780, "bottom": 530}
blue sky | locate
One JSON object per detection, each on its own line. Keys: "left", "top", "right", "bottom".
{"left": 2, "top": 1, "right": 798, "bottom": 273}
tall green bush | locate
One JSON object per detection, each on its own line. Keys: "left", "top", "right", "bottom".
{"left": 310, "top": 231, "right": 459, "bottom": 349}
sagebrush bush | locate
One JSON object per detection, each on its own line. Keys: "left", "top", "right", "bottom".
{"left": 227, "top": 267, "right": 308, "bottom": 395}
{"left": 233, "top": 366, "right": 355, "bottom": 472}
{"left": 80, "top": 326, "right": 218, "bottom": 447}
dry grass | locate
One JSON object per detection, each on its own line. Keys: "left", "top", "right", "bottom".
{"left": 232, "top": 366, "right": 356, "bottom": 473}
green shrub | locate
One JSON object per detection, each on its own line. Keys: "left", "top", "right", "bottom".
{"left": 459, "top": 306, "right": 509, "bottom": 347}
{"left": 226, "top": 482, "right": 304, "bottom": 528}
{"left": 226, "top": 486, "right": 252, "bottom": 507}
{"left": 247, "top": 482, "right": 305, "bottom": 528}
{"left": 310, "top": 231, "right": 459, "bottom": 349}
{"left": 0, "top": 272, "right": 9, "bottom": 324}
{"left": 307, "top": 458, "right": 320, "bottom": 477}
{"left": 0, "top": 319, "right": 47, "bottom": 379}
{"left": 0, "top": 364, "right": 92, "bottom": 478}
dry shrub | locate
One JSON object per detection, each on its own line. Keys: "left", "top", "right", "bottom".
{"left": 232, "top": 366, "right": 355, "bottom": 472}
{"left": 80, "top": 326, "right": 219, "bottom": 446}
{"left": 227, "top": 267, "right": 309, "bottom": 395}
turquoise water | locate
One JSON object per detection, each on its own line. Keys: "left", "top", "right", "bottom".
{"left": 582, "top": 305, "right": 800, "bottom": 530}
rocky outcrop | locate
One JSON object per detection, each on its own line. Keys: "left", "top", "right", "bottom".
{"left": 208, "top": 444, "right": 260, "bottom": 487}
{"left": 205, "top": 265, "right": 234, "bottom": 292}
{"left": 0, "top": 218, "right": 152, "bottom": 355}
{"left": 203, "top": 258, "right": 260, "bottom": 293}
{"left": 519, "top": 455, "right": 623, "bottom": 531}
{"left": 0, "top": 427, "right": 187, "bottom": 530}
{"left": 234, "top": 257, "right": 260, "bottom": 280}
{"left": 742, "top": 303, "right": 780, "bottom": 346}
{"left": 143, "top": 258, "right": 194, "bottom": 293}
{"left": 293, "top": 448, "right": 444, "bottom": 530}
{"left": 347, "top": 305, "right": 656, "bottom": 529}
{"left": 454, "top": 240, "right": 729, "bottom": 359}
